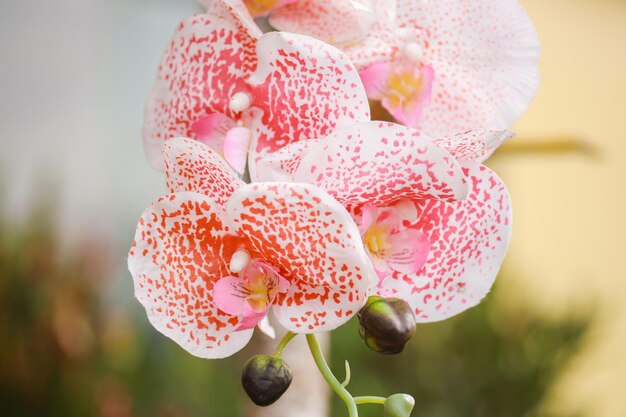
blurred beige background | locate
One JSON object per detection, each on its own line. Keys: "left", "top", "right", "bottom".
{"left": 1, "top": 0, "right": 625, "bottom": 416}
{"left": 493, "top": 0, "right": 626, "bottom": 416}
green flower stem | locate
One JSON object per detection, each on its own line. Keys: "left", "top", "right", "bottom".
{"left": 273, "top": 331, "right": 298, "bottom": 358}
{"left": 306, "top": 333, "right": 359, "bottom": 417}
{"left": 354, "top": 396, "right": 387, "bottom": 405}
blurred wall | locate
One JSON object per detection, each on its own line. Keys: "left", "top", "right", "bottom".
{"left": 495, "top": 0, "right": 626, "bottom": 416}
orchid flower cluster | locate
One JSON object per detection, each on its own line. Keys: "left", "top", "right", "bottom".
{"left": 129, "top": 0, "right": 539, "bottom": 415}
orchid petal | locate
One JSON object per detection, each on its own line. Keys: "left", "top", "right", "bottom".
{"left": 223, "top": 127, "right": 251, "bottom": 175}
{"left": 225, "top": 182, "right": 377, "bottom": 332}
{"left": 254, "top": 139, "right": 321, "bottom": 182}
{"left": 191, "top": 113, "right": 237, "bottom": 154}
{"left": 432, "top": 130, "right": 515, "bottom": 163}
{"left": 386, "top": 227, "right": 430, "bottom": 274}
{"left": 163, "top": 138, "right": 243, "bottom": 205}
{"left": 269, "top": 0, "right": 376, "bottom": 46}
{"left": 273, "top": 279, "right": 374, "bottom": 333}
{"left": 360, "top": 61, "right": 392, "bottom": 100}
{"left": 344, "top": 25, "right": 400, "bottom": 71}
{"left": 380, "top": 163, "right": 512, "bottom": 322}
{"left": 213, "top": 276, "right": 247, "bottom": 316}
{"left": 128, "top": 192, "right": 253, "bottom": 358}
{"left": 244, "top": 32, "right": 370, "bottom": 180}
{"left": 237, "top": 304, "right": 269, "bottom": 331}
{"left": 274, "top": 121, "right": 468, "bottom": 207}
{"left": 203, "top": 0, "right": 263, "bottom": 37}
{"left": 397, "top": 0, "right": 541, "bottom": 135}
{"left": 143, "top": 13, "right": 258, "bottom": 171}
{"left": 257, "top": 315, "right": 277, "bottom": 339}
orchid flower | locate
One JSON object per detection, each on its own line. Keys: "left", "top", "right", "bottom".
{"left": 128, "top": 138, "right": 377, "bottom": 358}
{"left": 143, "top": 0, "right": 369, "bottom": 180}
{"left": 247, "top": 0, "right": 540, "bottom": 137}
{"left": 258, "top": 121, "right": 512, "bottom": 322}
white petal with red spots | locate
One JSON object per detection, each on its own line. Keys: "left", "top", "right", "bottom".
{"left": 245, "top": 32, "right": 370, "bottom": 180}
{"left": 269, "top": 0, "right": 376, "bottom": 46}
{"left": 143, "top": 13, "right": 258, "bottom": 171}
{"left": 128, "top": 192, "right": 252, "bottom": 358}
{"left": 432, "top": 130, "right": 515, "bottom": 163}
{"left": 396, "top": 0, "right": 540, "bottom": 135}
{"left": 163, "top": 138, "right": 243, "bottom": 205}
{"left": 226, "top": 182, "right": 377, "bottom": 332}
{"left": 258, "top": 121, "right": 468, "bottom": 206}
{"left": 380, "top": 163, "right": 512, "bottom": 322}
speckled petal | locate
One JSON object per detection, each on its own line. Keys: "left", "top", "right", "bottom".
{"left": 432, "top": 130, "right": 515, "bottom": 163}
{"left": 128, "top": 192, "right": 252, "bottom": 358}
{"left": 267, "top": 121, "right": 468, "bottom": 207}
{"left": 225, "top": 182, "right": 377, "bottom": 332}
{"left": 269, "top": 0, "right": 376, "bottom": 46}
{"left": 223, "top": 127, "right": 252, "bottom": 175}
{"left": 396, "top": 0, "right": 540, "bottom": 135}
{"left": 191, "top": 113, "right": 237, "bottom": 155}
{"left": 202, "top": 0, "right": 262, "bottom": 37}
{"left": 379, "top": 163, "right": 512, "bottom": 322}
{"left": 244, "top": 32, "right": 370, "bottom": 180}
{"left": 163, "top": 138, "right": 243, "bottom": 205}
{"left": 143, "top": 13, "right": 258, "bottom": 171}
{"left": 344, "top": 25, "right": 400, "bottom": 71}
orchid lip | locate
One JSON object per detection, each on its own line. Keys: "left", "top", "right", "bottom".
{"left": 214, "top": 257, "right": 290, "bottom": 332}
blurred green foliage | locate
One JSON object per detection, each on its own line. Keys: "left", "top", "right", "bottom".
{"left": 0, "top": 199, "right": 590, "bottom": 417}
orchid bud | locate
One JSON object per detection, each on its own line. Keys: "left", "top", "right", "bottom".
{"left": 357, "top": 296, "right": 416, "bottom": 354}
{"left": 384, "top": 394, "right": 415, "bottom": 417}
{"left": 241, "top": 355, "right": 293, "bottom": 406}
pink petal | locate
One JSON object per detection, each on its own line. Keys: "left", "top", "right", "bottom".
{"left": 213, "top": 276, "right": 247, "bottom": 316}
{"left": 360, "top": 204, "right": 378, "bottom": 232}
{"left": 269, "top": 0, "right": 376, "bottom": 46}
{"left": 360, "top": 61, "right": 392, "bottom": 100}
{"left": 244, "top": 32, "right": 370, "bottom": 180}
{"left": 223, "top": 127, "right": 251, "bottom": 175}
{"left": 394, "top": 199, "right": 418, "bottom": 224}
{"left": 225, "top": 182, "right": 378, "bottom": 332}
{"left": 386, "top": 227, "right": 430, "bottom": 274}
{"left": 163, "top": 138, "right": 243, "bottom": 205}
{"left": 128, "top": 192, "right": 253, "bottom": 358}
{"left": 396, "top": 0, "right": 540, "bottom": 136}
{"left": 431, "top": 130, "right": 515, "bottom": 163}
{"left": 379, "top": 163, "right": 512, "bottom": 322}
{"left": 237, "top": 307, "right": 268, "bottom": 331}
{"left": 143, "top": 13, "right": 258, "bottom": 171}
{"left": 275, "top": 121, "right": 468, "bottom": 207}
{"left": 191, "top": 113, "right": 236, "bottom": 154}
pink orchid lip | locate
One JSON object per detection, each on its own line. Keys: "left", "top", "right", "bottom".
{"left": 191, "top": 113, "right": 252, "bottom": 176}
{"left": 214, "top": 255, "right": 290, "bottom": 332}
{"left": 361, "top": 203, "right": 430, "bottom": 282}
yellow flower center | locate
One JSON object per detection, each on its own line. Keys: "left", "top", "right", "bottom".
{"left": 364, "top": 224, "right": 392, "bottom": 259}
{"left": 240, "top": 264, "right": 282, "bottom": 312}
{"left": 385, "top": 69, "right": 425, "bottom": 111}
{"left": 244, "top": 0, "right": 281, "bottom": 16}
